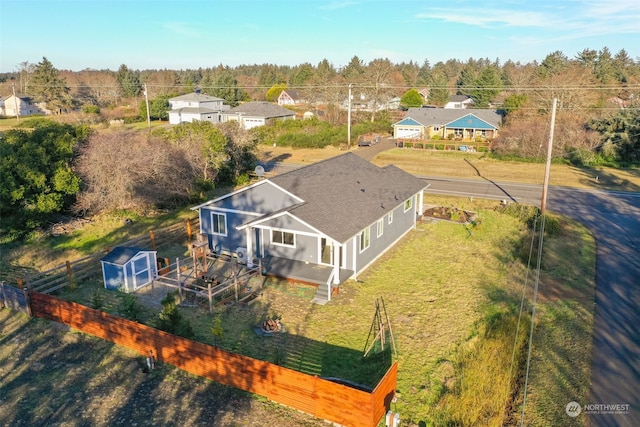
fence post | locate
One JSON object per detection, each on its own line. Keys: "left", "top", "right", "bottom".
{"left": 66, "top": 260, "right": 76, "bottom": 289}
{"left": 150, "top": 230, "right": 157, "bottom": 252}
{"left": 186, "top": 219, "right": 193, "bottom": 241}
{"left": 176, "top": 257, "right": 183, "bottom": 304}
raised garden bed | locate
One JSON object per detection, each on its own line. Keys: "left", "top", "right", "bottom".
{"left": 422, "top": 206, "right": 477, "bottom": 224}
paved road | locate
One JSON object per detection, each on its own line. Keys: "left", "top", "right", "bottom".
{"left": 424, "top": 176, "right": 640, "bottom": 426}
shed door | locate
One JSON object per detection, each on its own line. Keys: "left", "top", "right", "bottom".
{"left": 131, "top": 254, "right": 151, "bottom": 289}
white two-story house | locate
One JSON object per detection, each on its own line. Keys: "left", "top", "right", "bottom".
{"left": 168, "top": 92, "right": 230, "bottom": 125}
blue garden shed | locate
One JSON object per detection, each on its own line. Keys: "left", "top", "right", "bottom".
{"left": 100, "top": 246, "right": 158, "bottom": 292}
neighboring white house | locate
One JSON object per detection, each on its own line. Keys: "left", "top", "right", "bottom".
{"left": 444, "top": 95, "right": 474, "bottom": 109}
{"left": 0, "top": 94, "right": 43, "bottom": 117}
{"left": 277, "top": 89, "right": 305, "bottom": 106}
{"left": 168, "top": 92, "right": 230, "bottom": 125}
{"left": 221, "top": 101, "right": 296, "bottom": 130}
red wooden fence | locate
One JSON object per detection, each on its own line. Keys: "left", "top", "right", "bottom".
{"left": 29, "top": 292, "right": 397, "bottom": 427}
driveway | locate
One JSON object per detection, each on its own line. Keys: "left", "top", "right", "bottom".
{"left": 548, "top": 189, "right": 640, "bottom": 427}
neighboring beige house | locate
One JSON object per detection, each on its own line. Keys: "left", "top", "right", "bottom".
{"left": 277, "top": 89, "right": 305, "bottom": 106}
{"left": 221, "top": 101, "right": 296, "bottom": 130}
{"left": 0, "top": 94, "right": 43, "bottom": 117}
{"left": 393, "top": 107, "right": 502, "bottom": 141}
{"left": 168, "top": 92, "right": 230, "bottom": 125}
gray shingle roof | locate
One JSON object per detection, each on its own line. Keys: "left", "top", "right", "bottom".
{"left": 101, "top": 246, "right": 152, "bottom": 265}
{"left": 448, "top": 94, "right": 472, "bottom": 103}
{"left": 401, "top": 107, "right": 502, "bottom": 128}
{"left": 281, "top": 89, "right": 302, "bottom": 100}
{"left": 268, "top": 153, "right": 427, "bottom": 242}
{"left": 227, "top": 101, "right": 296, "bottom": 119}
{"left": 169, "top": 93, "right": 225, "bottom": 102}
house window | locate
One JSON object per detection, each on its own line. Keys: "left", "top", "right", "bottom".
{"left": 434, "top": 126, "right": 440, "bottom": 131}
{"left": 377, "top": 219, "right": 384, "bottom": 237}
{"left": 360, "top": 227, "right": 370, "bottom": 252}
{"left": 272, "top": 230, "right": 295, "bottom": 247}
{"left": 404, "top": 198, "right": 413, "bottom": 212}
{"left": 388, "top": 211, "right": 393, "bottom": 224}
{"left": 211, "top": 212, "right": 227, "bottom": 236}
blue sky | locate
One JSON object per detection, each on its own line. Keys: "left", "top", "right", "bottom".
{"left": 1, "top": 0, "right": 639, "bottom": 72}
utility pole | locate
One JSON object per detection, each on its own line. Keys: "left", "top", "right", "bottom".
{"left": 347, "top": 83, "right": 352, "bottom": 149}
{"left": 12, "top": 83, "right": 20, "bottom": 124}
{"left": 540, "top": 98, "right": 557, "bottom": 214}
{"left": 144, "top": 83, "right": 151, "bottom": 129}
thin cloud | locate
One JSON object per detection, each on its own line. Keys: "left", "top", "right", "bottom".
{"left": 415, "top": 8, "right": 552, "bottom": 27}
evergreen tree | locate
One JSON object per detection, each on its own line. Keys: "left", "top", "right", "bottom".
{"left": 589, "top": 110, "right": 640, "bottom": 163}
{"left": 428, "top": 73, "right": 450, "bottom": 106}
{"left": 291, "top": 63, "right": 314, "bottom": 86}
{"left": 416, "top": 59, "right": 432, "bottom": 86}
{"left": 28, "top": 57, "right": 72, "bottom": 113}
{"left": 341, "top": 55, "right": 365, "bottom": 82}
{"left": 471, "top": 67, "right": 503, "bottom": 107}
{"left": 116, "top": 64, "right": 141, "bottom": 98}
{"left": 210, "top": 70, "right": 247, "bottom": 107}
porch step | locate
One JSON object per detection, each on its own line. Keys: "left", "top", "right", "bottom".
{"left": 311, "top": 284, "right": 330, "bottom": 305}
{"left": 311, "top": 296, "right": 328, "bottom": 305}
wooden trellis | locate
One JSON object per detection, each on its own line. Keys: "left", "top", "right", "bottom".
{"left": 363, "top": 297, "right": 397, "bottom": 358}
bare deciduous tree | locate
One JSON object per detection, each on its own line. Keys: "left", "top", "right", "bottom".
{"left": 74, "top": 130, "right": 197, "bottom": 214}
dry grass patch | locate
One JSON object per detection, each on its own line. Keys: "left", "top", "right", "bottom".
{"left": 373, "top": 149, "right": 640, "bottom": 191}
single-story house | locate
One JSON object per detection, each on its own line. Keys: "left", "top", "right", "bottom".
{"left": 192, "top": 153, "right": 428, "bottom": 303}
{"left": 0, "top": 93, "right": 43, "bottom": 117}
{"left": 444, "top": 95, "right": 474, "bottom": 109}
{"left": 393, "top": 107, "right": 502, "bottom": 141}
{"left": 277, "top": 89, "right": 305, "bottom": 106}
{"left": 101, "top": 246, "right": 158, "bottom": 292}
{"left": 221, "top": 101, "right": 296, "bottom": 130}
{"left": 168, "top": 92, "right": 230, "bottom": 125}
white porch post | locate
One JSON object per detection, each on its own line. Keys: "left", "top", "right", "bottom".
{"left": 418, "top": 191, "right": 424, "bottom": 217}
{"left": 332, "top": 242, "right": 340, "bottom": 285}
{"left": 245, "top": 227, "right": 254, "bottom": 268}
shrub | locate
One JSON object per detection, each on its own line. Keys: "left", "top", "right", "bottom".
{"left": 81, "top": 104, "right": 101, "bottom": 114}
{"left": 156, "top": 291, "right": 195, "bottom": 339}
{"left": 118, "top": 293, "right": 143, "bottom": 321}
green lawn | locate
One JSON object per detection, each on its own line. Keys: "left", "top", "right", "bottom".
{"left": 40, "top": 195, "right": 595, "bottom": 426}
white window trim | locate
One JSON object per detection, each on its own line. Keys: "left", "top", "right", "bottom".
{"left": 272, "top": 230, "right": 296, "bottom": 248}
{"left": 404, "top": 198, "right": 413, "bottom": 212}
{"left": 359, "top": 227, "right": 371, "bottom": 253}
{"left": 377, "top": 218, "right": 384, "bottom": 238}
{"left": 211, "top": 212, "right": 227, "bottom": 236}
{"left": 388, "top": 211, "right": 394, "bottom": 224}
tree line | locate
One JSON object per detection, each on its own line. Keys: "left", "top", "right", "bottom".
{"left": 2, "top": 48, "right": 639, "bottom": 113}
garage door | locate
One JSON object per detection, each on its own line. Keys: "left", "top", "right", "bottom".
{"left": 395, "top": 127, "right": 421, "bottom": 139}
